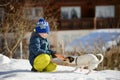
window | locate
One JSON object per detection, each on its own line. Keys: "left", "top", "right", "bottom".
{"left": 24, "top": 7, "right": 43, "bottom": 20}
{"left": 24, "top": 8, "right": 33, "bottom": 19}
{"left": 33, "top": 7, "right": 43, "bottom": 19}
{"left": 61, "top": 7, "right": 81, "bottom": 19}
{"left": 95, "top": 5, "right": 115, "bottom": 18}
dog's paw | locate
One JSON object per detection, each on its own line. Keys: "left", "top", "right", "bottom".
{"left": 85, "top": 73, "right": 89, "bottom": 75}
{"left": 71, "top": 69, "right": 78, "bottom": 72}
{"left": 71, "top": 70, "right": 75, "bottom": 72}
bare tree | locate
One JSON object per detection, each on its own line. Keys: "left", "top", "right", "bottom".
{"left": 0, "top": 5, "right": 34, "bottom": 58}
{"left": 0, "top": 0, "right": 59, "bottom": 58}
{"left": 44, "top": 0, "right": 59, "bottom": 31}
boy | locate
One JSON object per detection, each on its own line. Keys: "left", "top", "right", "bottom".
{"left": 29, "top": 18, "right": 65, "bottom": 72}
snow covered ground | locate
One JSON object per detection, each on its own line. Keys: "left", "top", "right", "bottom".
{"left": 0, "top": 54, "right": 120, "bottom": 80}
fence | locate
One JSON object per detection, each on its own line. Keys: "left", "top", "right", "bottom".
{"left": 59, "top": 18, "right": 120, "bottom": 30}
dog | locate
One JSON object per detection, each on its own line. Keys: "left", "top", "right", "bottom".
{"left": 64, "top": 54, "right": 104, "bottom": 74}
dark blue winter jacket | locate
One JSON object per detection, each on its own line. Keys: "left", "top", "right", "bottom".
{"left": 29, "top": 32, "right": 56, "bottom": 66}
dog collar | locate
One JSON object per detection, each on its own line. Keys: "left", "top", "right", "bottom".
{"left": 75, "top": 57, "right": 78, "bottom": 66}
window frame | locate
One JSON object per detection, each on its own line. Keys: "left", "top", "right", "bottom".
{"left": 24, "top": 7, "right": 44, "bottom": 20}
{"left": 95, "top": 5, "right": 115, "bottom": 18}
{"left": 61, "top": 6, "right": 81, "bottom": 20}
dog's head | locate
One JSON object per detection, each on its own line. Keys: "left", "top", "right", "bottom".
{"left": 64, "top": 56, "right": 74, "bottom": 63}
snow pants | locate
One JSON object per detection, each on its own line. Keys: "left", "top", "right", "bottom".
{"left": 33, "top": 54, "right": 57, "bottom": 72}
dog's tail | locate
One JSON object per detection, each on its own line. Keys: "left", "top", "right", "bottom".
{"left": 96, "top": 54, "right": 104, "bottom": 63}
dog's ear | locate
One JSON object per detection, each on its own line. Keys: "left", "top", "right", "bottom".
{"left": 67, "top": 56, "right": 74, "bottom": 63}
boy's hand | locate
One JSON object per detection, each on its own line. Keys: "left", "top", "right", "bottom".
{"left": 54, "top": 53, "right": 65, "bottom": 61}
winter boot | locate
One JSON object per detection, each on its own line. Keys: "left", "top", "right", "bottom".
{"left": 31, "top": 67, "right": 37, "bottom": 72}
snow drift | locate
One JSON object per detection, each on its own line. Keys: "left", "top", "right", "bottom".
{"left": 0, "top": 54, "right": 120, "bottom": 80}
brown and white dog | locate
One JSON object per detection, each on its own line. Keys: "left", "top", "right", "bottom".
{"left": 64, "top": 54, "right": 104, "bottom": 74}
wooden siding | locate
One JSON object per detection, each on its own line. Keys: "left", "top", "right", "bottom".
{"left": 0, "top": 0, "right": 120, "bottom": 30}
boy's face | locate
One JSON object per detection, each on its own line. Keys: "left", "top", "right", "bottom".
{"left": 39, "top": 33, "right": 48, "bottom": 38}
